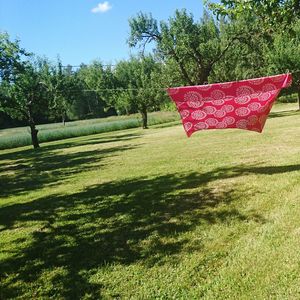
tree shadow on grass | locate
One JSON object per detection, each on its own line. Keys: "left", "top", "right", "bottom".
{"left": 269, "top": 109, "right": 299, "bottom": 119}
{"left": 0, "top": 168, "right": 267, "bottom": 299}
{"left": 208, "top": 163, "right": 300, "bottom": 178}
{"left": 1, "top": 153, "right": 299, "bottom": 298}
{"left": 0, "top": 133, "right": 141, "bottom": 198}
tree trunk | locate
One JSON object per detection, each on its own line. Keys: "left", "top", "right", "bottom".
{"left": 298, "top": 88, "right": 300, "bottom": 111}
{"left": 197, "top": 69, "right": 209, "bottom": 85}
{"left": 141, "top": 109, "right": 148, "bottom": 129}
{"left": 62, "top": 113, "right": 66, "bottom": 126}
{"left": 27, "top": 105, "right": 40, "bottom": 149}
{"left": 29, "top": 123, "right": 39, "bottom": 149}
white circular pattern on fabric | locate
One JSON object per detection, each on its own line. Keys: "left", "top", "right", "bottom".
{"left": 214, "top": 110, "right": 226, "bottom": 118}
{"left": 258, "top": 92, "right": 271, "bottom": 102}
{"left": 250, "top": 78, "right": 264, "bottom": 85}
{"left": 219, "top": 82, "right": 233, "bottom": 89}
{"left": 196, "top": 84, "right": 212, "bottom": 91}
{"left": 248, "top": 102, "right": 261, "bottom": 111}
{"left": 191, "top": 110, "right": 207, "bottom": 120}
{"left": 205, "top": 118, "right": 218, "bottom": 126}
{"left": 257, "top": 104, "right": 269, "bottom": 113}
{"left": 262, "top": 83, "right": 277, "bottom": 92}
{"left": 224, "top": 96, "right": 234, "bottom": 102}
{"left": 216, "top": 122, "right": 227, "bottom": 129}
{"left": 248, "top": 115, "right": 258, "bottom": 125}
{"left": 176, "top": 102, "right": 185, "bottom": 107}
{"left": 211, "top": 90, "right": 226, "bottom": 100}
{"left": 250, "top": 92, "right": 262, "bottom": 99}
{"left": 202, "top": 97, "right": 214, "bottom": 102}
{"left": 187, "top": 100, "right": 204, "bottom": 108}
{"left": 202, "top": 106, "right": 217, "bottom": 114}
{"left": 212, "top": 99, "right": 225, "bottom": 106}
{"left": 222, "top": 105, "right": 234, "bottom": 113}
{"left": 236, "top": 119, "right": 248, "bottom": 129}
{"left": 234, "top": 96, "right": 251, "bottom": 104}
{"left": 236, "top": 85, "right": 255, "bottom": 96}
{"left": 223, "top": 116, "right": 236, "bottom": 125}
{"left": 180, "top": 110, "right": 190, "bottom": 119}
{"left": 168, "top": 88, "right": 179, "bottom": 95}
{"left": 184, "top": 122, "right": 193, "bottom": 132}
{"left": 184, "top": 91, "right": 203, "bottom": 102}
{"left": 235, "top": 107, "right": 250, "bottom": 117}
{"left": 194, "top": 122, "right": 208, "bottom": 130}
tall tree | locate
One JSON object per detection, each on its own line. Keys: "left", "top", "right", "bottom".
{"left": 114, "top": 55, "right": 164, "bottom": 128}
{"left": 0, "top": 33, "right": 52, "bottom": 148}
{"left": 209, "top": 18, "right": 268, "bottom": 82}
{"left": 264, "top": 19, "right": 300, "bottom": 109}
{"left": 40, "top": 60, "right": 82, "bottom": 124}
{"left": 207, "top": 0, "right": 300, "bottom": 102}
{"left": 0, "top": 57, "right": 50, "bottom": 148}
{"left": 76, "top": 62, "right": 114, "bottom": 118}
{"left": 128, "top": 10, "right": 242, "bottom": 85}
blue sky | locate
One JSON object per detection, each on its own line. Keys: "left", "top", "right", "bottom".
{"left": 0, "top": 0, "right": 206, "bottom": 66}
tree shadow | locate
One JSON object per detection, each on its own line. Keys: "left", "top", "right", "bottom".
{"left": 1, "top": 132, "right": 300, "bottom": 299}
{"left": 205, "top": 163, "right": 300, "bottom": 179}
{"left": 0, "top": 133, "right": 141, "bottom": 198}
{"left": 0, "top": 169, "right": 266, "bottom": 299}
{"left": 269, "top": 109, "right": 299, "bottom": 119}
{"left": 0, "top": 132, "right": 141, "bottom": 161}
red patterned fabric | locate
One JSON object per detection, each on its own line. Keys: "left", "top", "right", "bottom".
{"left": 167, "top": 73, "right": 292, "bottom": 137}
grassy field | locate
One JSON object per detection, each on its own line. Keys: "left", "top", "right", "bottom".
{"left": 0, "top": 103, "right": 300, "bottom": 299}
{"left": 0, "top": 111, "right": 179, "bottom": 150}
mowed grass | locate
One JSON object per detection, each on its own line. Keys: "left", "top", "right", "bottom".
{"left": 0, "top": 103, "right": 300, "bottom": 299}
{"left": 0, "top": 111, "right": 179, "bottom": 150}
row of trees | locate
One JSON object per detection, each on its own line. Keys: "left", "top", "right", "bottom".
{"left": 1, "top": 0, "right": 300, "bottom": 148}
{"left": 0, "top": 35, "right": 168, "bottom": 147}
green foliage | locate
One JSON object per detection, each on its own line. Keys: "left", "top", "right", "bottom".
{"left": 264, "top": 20, "right": 300, "bottom": 75}
{"left": 210, "top": 21, "right": 268, "bottom": 82}
{"left": 41, "top": 60, "right": 80, "bottom": 123}
{"left": 0, "top": 32, "right": 30, "bottom": 82}
{"left": 0, "top": 34, "right": 61, "bottom": 147}
{"left": 0, "top": 57, "right": 50, "bottom": 121}
{"left": 114, "top": 55, "right": 166, "bottom": 127}
{"left": 128, "top": 10, "right": 242, "bottom": 85}
{"left": 206, "top": 0, "right": 300, "bottom": 31}
{"left": 257, "top": 19, "right": 300, "bottom": 108}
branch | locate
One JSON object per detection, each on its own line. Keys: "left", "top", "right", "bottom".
{"left": 167, "top": 48, "right": 195, "bottom": 85}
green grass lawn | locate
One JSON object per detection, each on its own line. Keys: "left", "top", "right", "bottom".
{"left": 0, "top": 103, "right": 300, "bottom": 299}
{"left": 0, "top": 111, "right": 179, "bottom": 150}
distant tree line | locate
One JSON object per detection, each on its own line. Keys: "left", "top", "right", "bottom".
{"left": 1, "top": 0, "right": 300, "bottom": 148}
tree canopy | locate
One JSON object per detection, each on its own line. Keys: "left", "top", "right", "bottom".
{"left": 128, "top": 10, "right": 243, "bottom": 85}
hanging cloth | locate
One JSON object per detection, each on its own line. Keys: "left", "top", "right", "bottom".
{"left": 167, "top": 73, "right": 292, "bottom": 137}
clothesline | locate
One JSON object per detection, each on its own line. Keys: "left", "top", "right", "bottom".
{"left": 60, "top": 65, "right": 300, "bottom": 74}
{"left": 51, "top": 88, "right": 168, "bottom": 93}
{"left": 42, "top": 71, "right": 300, "bottom": 93}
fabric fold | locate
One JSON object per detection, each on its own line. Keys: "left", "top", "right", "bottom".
{"left": 167, "top": 73, "right": 292, "bottom": 137}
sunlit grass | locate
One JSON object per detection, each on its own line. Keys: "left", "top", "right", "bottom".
{"left": 0, "top": 103, "right": 299, "bottom": 299}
